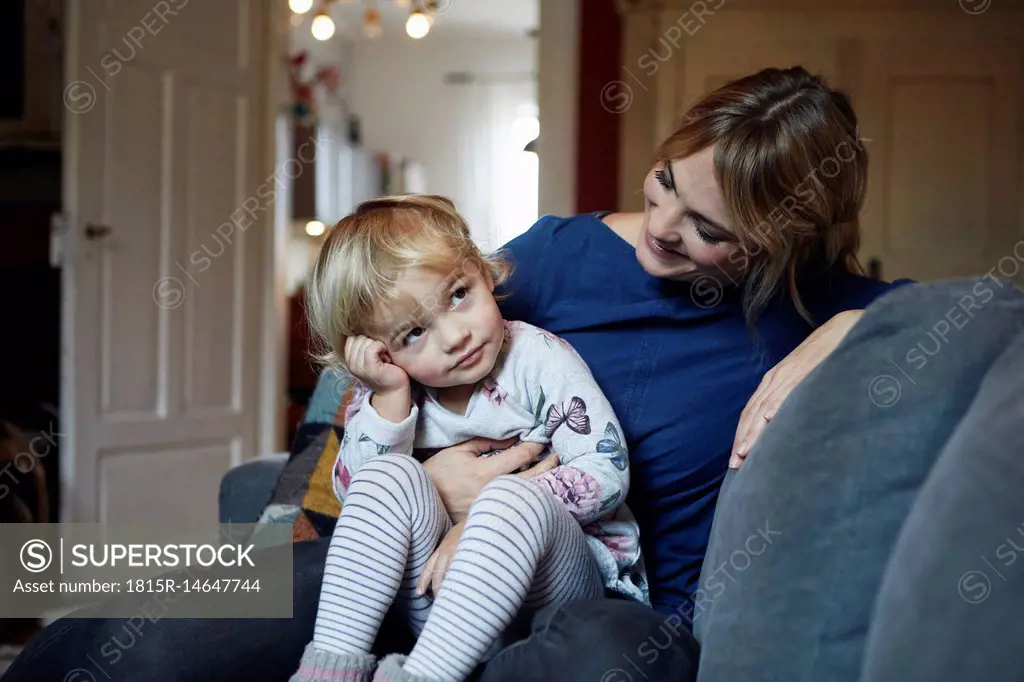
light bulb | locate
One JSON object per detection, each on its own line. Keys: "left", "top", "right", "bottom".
{"left": 405, "top": 10, "right": 430, "bottom": 39}
{"left": 305, "top": 220, "right": 326, "bottom": 237}
{"left": 289, "top": 0, "right": 314, "bottom": 13}
{"left": 311, "top": 10, "right": 336, "bottom": 40}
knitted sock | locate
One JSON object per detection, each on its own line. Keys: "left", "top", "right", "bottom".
{"left": 401, "top": 475, "right": 604, "bottom": 680}
{"left": 373, "top": 654, "right": 431, "bottom": 682}
{"left": 290, "top": 644, "right": 376, "bottom": 682}
{"left": 313, "top": 454, "right": 450, "bottom": 656}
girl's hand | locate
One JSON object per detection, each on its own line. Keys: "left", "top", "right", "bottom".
{"left": 423, "top": 438, "right": 557, "bottom": 522}
{"left": 343, "top": 335, "right": 409, "bottom": 395}
{"left": 417, "top": 521, "right": 466, "bottom": 597}
{"left": 730, "top": 309, "right": 863, "bottom": 468}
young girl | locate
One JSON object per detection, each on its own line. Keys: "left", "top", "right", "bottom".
{"left": 291, "top": 195, "right": 646, "bottom": 682}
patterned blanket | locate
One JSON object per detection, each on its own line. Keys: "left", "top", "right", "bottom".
{"left": 257, "top": 369, "right": 354, "bottom": 541}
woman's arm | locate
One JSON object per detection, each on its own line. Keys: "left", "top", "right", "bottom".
{"left": 730, "top": 309, "right": 863, "bottom": 467}
{"left": 421, "top": 438, "right": 556, "bottom": 522}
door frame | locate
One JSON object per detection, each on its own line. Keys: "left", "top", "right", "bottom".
{"left": 259, "top": 0, "right": 293, "bottom": 461}
{"left": 59, "top": 0, "right": 292, "bottom": 522}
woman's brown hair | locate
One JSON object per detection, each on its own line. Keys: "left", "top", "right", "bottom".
{"left": 655, "top": 66, "right": 867, "bottom": 325}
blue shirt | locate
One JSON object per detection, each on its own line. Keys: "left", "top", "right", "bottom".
{"left": 496, "top": 213, "right": 909, "bottom": 615}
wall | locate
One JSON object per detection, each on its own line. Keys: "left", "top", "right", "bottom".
{"left": 349, "top": 34, "right": 536, "bottom": 247}
{"left": 538, "top": 0, "right": 579, "bottom": 217}
{"left": 576, "top": 0, "right": 622, "bottom": 213}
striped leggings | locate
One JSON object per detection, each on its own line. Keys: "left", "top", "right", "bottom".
{"left": 312, "top": 454, "right": 604, "bottom": 681}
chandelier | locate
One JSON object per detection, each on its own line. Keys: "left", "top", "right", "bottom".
{"left": 288, "top": 0, "right": 442, "bottom": 41}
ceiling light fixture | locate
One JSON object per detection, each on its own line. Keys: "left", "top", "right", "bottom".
{"left": 424, "top": 0, "right": 439, "bottom": 24}
{"left": 405, "top": 4, "right": 430, "bottom": 39}
{"left": 363, "top": 0, "right": 382, "bottom": 38}
{"left": 311, "top": 7, "right": 336, "bottom": 40}
{"left": 289, "top": 0, "right": 314, "bottom": 13}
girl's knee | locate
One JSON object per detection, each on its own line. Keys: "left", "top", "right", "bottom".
{"left": 350, "top": 454, "right": 429, "bottom": 492}
{"left": 476, "top": 476, "right": 558, "bottom": 518}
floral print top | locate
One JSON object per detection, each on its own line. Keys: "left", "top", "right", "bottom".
{"left": 335, "top": 320, "right": 648, "bottom": 604}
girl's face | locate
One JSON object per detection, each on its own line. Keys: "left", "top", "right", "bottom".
{"left": 637, "top": 146, "right": 747, "bottom": 284}
{"left": 370, "top": 263, "right": 505, "bottom": 390}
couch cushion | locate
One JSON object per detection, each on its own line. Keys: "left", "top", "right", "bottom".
{"left": 256, "top": 367, "right": 353, "bottom": 541}
{"left": 861, "top": 327, "right": 1024, "bottom": 682}
{"left": 693, "top": 277, "right": 1024, "bottom": 682}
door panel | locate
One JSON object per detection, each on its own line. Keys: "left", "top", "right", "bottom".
{"left": 101, "top": 64, "right": 165, "bottom": 418}
{"left": 183, "top": 86, "right": 249, "bottom": 415}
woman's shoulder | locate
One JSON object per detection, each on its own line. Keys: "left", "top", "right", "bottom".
{"left": 502, "top": 213, "right": 613, "bottom": 251}
{"left": 801, "top": 267, "right": 915, "bottom": 321}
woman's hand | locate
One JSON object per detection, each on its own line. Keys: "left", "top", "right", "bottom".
{"left": 417, "top": 521, "right": 465, "bottom": 597}
{"left": 422, "top": 437, "right": 558, "bottom": 522}
{"left": 730, "top": 309, "right": 864, "bottom": 468}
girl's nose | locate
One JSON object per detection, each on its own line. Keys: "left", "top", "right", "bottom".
{"left": 441, "top": 325, "right": 471, "bottom": 353}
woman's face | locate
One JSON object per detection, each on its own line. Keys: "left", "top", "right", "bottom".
{"left": 637, "top": 146, "right": 746, "bottom": 283}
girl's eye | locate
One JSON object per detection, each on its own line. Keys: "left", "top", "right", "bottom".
{"left": 450, "top": 286, "right": 469, "bottom": 307}
{"left": 402, "top": 327, "right": 425, "bottom": 346}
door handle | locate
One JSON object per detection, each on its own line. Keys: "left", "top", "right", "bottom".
{"left": 84, "top": 223, "right": 112, "bottom": 240}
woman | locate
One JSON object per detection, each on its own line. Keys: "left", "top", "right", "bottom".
{"left": 5, "top": 66, "right": 906, "bottom": 682}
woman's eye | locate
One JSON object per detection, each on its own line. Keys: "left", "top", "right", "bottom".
{"left": 654, "top": 168, "right": 673, "bottom": 192}
{"left": 693, "top": 222, "right": 722, "bottom": 246}
{"left": 403, "top": 327, "right": 425, "bottom": 345}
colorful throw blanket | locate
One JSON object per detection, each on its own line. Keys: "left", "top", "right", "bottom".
{"left": 257, "top": 369, "right": 354, "bottom": 541}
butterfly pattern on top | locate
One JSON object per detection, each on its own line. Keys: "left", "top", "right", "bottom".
{"left": 596, "top": 421, "right": 628, "bottom": 472}
{"left": 544, "top": 396, "right": 592, "bottom": 438}
{"left": 481, "top": 375, "right": 510, "bottom": 406}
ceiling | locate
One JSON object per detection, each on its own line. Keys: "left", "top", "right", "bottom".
{"left": 294, "top": 0, "right": 539, "bottom": 42}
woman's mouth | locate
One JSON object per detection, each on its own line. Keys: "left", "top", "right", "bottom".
{"left": 645, "top": 233, "right": 686, "bottom": 261}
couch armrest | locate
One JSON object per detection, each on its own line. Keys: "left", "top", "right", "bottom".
{"left": 218, "top": 453, "right": 289, "bottom": 524}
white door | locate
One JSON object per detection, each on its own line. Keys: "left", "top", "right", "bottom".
{"left": 857, "top": 37, "right": 1024, "bottom": 284}
{"left": 62, "top": 0, "right": 273, "bottom": 524}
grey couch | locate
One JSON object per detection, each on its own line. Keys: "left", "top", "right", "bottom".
{"left": 219, "top": 453, "right": 289, "bottom": 525}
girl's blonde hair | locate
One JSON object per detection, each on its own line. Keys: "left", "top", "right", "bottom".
{"left": 306, "top": 194, "right": 512, "bottom": 370}
{"left": 656, "top": 66, "right": 867, "bottom": 326}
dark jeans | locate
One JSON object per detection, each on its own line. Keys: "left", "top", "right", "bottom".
{"left": 4, "top": 537, "right": 698, "bottom": 682}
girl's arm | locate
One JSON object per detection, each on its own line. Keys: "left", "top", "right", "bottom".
{"left": 516, "top": 328, "right": 630, "bottom": 525}
{"left": 333, "top": 381, "right": 419, "bottom": 500}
